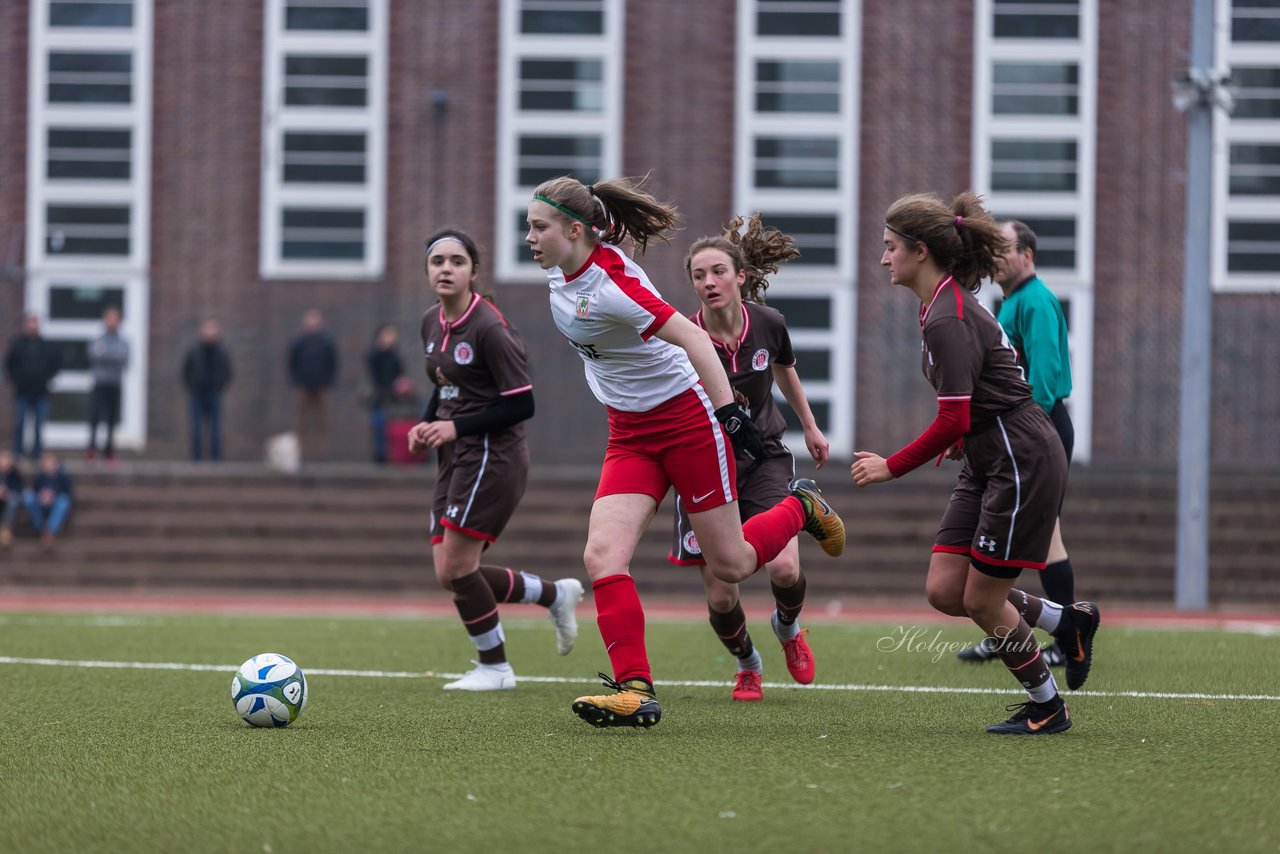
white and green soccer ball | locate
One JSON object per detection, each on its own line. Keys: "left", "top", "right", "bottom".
{"left": 231, "top": 653, "right": 308, "bottom": 727}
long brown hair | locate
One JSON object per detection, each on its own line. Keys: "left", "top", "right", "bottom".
{"left": 883, "top": 191, "right": 1008, "bottom": 292}
{"left": 531, "top": 174, "right": 680, "bottom": 255}
{"left": 685, "top": 213, "right": 801, "bottom": 304}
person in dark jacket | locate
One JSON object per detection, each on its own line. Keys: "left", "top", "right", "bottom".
{"left": 365, "top": 324, "right": 404, "bottom": 464}
{"left": 182, "top": 319, "right": 234, "bottom": 461}
{"left": 0, "top": 449, "right": 23, "bottom": 549}
{"left": 4, "top": 314, "right": 61, "bottom": 459}
{"left": 22, "top": 451, "right": 73, "bottom": 551}
{"left": 288, "top": 309, "right": 339, "bottom": 463}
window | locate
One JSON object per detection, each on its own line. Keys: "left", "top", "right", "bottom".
{"left": 27, "top": 0, "right": 153, "bottom": 449}
{"left": 261, "top": 0, "right": 386, "bottom": 278}
{"left": 974, "top": 0, "right": 1097, "bottom": 461}
{"left": 47, "top": 128, "right": 132, "bottom": 180}
{"left": 48, "top": 51, "right": 131, "bottom": 103}
{"left": 497, "top": 0, "right": 623, "bottom": 279}
{"left": 49, "top": 0, "right": 133, "bottom": 28}
{"left": 756, "top": 0, "right": 842, "bottom": 37}
{"left": 1214, "top": 0, "right": 1280, "bottom": 289}
{"left": 738, "top": 1, "right": 860, "bottom": 457}
{"left": 993, "top": 0, "right": 1080, "bottom": 39}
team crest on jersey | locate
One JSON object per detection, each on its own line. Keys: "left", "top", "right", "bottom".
{"left": 752, "top": 349, "right": 770, "bottom": 371}
{"left": 576, "top": 294, "right": 590, "bottom": 319}
{"left": 453, "top": 341, "right": 474, "bottom": 365}
{"left": 682, "top": 531, "right": 702, "bottom": 556}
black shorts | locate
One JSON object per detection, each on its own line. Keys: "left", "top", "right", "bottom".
{"left": 1049, "top": 398, "right": 1074, "bottom": 464}
{"left": 430, "top": 432, "right": 528, "bottom": 544}
{"left": 934, "top": 402, "right": 1067, "bottom": 572}
{"left": 668, "top": 443, "right": 794, "bottom": 565}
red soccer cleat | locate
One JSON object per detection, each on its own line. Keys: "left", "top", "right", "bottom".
{"left": 732, "top": 669, "right": 763, "bottom": 702}
{"left": 781, "top": 628, "right": 815, "bottom": 684}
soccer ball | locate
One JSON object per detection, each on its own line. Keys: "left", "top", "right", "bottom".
{"left": 231, "top": 653, "right": 308, "bottom": 727}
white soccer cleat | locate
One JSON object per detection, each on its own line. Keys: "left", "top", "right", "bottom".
{"left": 442, "top": 661, "right": 516, "bottom": 692}
{"left": 549, "top": 578, "right": 584, "bottom": 656}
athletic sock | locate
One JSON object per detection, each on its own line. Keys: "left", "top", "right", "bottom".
{"left": 991, "top": 618, "right": 1057, "bottom": 701}
{"left": 708, "top": 601, "right": 755, "bottom": 661}
{"left": 771, "top": 573, "right": 807, "bottom": 636}
{"left": 1007, "top": 588, "right": 1063, "bottom": 633}
{"left": 593, "top": 574, "right": 651, "bottom": 685}
{"left": 479, "top": 565, "right": 558, "bottom": 607}
{"left": 449, "top": 569, "right": 506, "bottom": 665}
{"left": 738, "top": 648, "right": 763, "bottom": 673}
{"left": 1040, "top": 558, "right": 1076, "bottom": 607}
{"left": 741, "top": 497, "right": 806, "bottom": 569}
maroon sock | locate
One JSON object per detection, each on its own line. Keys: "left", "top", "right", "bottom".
{"left": 707, "top": 601, "right": 754, "bottom": 661}
{"left": 992, "top": 619, "right": 1053, "bottom": 695}
{"left": 771, "top": 572, "right": 807, "bottom": 626}
{"left": 478, "top": 565, "right": 558, "bottom": 607}
{"left": 450, "top": 569, "right": 506, "bottom": 665}
{"left": 741, "top": 497, "right": 805, "bottom": 569}
{"left": 593, "top": 574, "right": 650, "bottom": 685}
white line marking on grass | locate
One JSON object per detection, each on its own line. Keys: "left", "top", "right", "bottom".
{"left": 2, "top": 656, "right": 1279, "bottom": 702}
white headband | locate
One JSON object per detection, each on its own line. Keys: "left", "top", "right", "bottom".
{"left": 425, "top": 235, "right": 467, "bottom": 258}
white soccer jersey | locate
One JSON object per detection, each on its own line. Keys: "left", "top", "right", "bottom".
{"left": 547, "top": 243, "right": 699, "bottom": 412}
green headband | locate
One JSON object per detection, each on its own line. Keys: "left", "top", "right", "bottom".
{"left": 533, "top": 194, "right": 594, "bottom": 226}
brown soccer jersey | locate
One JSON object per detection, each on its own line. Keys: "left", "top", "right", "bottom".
{"left": 693, "top": 301, "right": 795, "bottom": 446}
{"left": 920, "top": 277, "right": 1033, "bottom": 434}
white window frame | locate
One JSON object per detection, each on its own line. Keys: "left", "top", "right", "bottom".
{"left": 27, "top": 0, "right": 152, "bottom": 451}
{"left": 737, "top": 0, "right": 860, "bottom": 459}
{"left": 496, "top": 0, "right": 624, "bottom": 282}
{"left": 974, "top": 0, "right": 1096, "bottom": 463}
{"left": 1213, "top": 0, "right": 1280, "bottom": 293}
{"left": 260, "top": 0, "right": 387, "bottom": 279}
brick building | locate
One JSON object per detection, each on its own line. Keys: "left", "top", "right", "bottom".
{"left": 1, "top": 0, "right": 1277, "bottom": 467}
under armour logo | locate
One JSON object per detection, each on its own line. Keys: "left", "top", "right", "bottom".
{"left": 446, "top": 505, "right": 460, "bottom": 518}
{"left": 977, "top": 535, "right": 997, "bottom": 552}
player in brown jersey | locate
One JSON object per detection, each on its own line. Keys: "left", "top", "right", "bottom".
{"left": 850, "top": 192, "right": 1099, "bottom": 735}
{"left": 667, "top": 214, "right": 828, "bottom": 702}
{"left": 409, "top": 228, "right": 584, "bottom": 692}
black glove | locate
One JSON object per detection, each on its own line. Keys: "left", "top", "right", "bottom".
{"left": 715, "top": 402, "right": 766, "bottom": 462}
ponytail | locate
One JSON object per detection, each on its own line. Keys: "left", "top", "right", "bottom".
{"left": 532, "top": 174, "right": 680, "bottom": 255}
{"left": 884, "top": 191, "right": 1008, "bottom": 291}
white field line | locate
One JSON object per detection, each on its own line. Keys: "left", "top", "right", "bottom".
{"left": 1, "top": 656, "right": 1278, "bottom": 702}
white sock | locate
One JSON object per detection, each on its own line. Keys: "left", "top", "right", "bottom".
{"left": 519, "top": 572, "right": 543, "bottom": 605}
{"left": 1036, "top": 599, "right": 1063, "bottom": 633}
{"left": 1028, "top": 672, "right": 1059, "bottom": 703}
{"left": 481, "top": 661, "right": 513, "bottom": 672}
{"left": 772, "top": 611, "right": 800, "bottom": 642}
{"left": 738, "top": 649, "right": 763, "bottom": 673}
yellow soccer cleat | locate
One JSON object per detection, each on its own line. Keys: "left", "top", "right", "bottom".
{"left": 790, "top": 478, "right": 846, "bottom": 557}
{"left": 572, "top": 672, "right": 662, "bottom": 728}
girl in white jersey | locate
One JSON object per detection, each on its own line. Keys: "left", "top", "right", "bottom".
{"left": 526, "top": 175, "right": 847, "bottom": 729}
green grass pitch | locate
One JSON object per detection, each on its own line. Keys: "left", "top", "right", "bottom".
{"left": 1, "top": 609, "right": 1277, "bottom": 853}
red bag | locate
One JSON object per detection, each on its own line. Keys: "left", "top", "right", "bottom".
{"left": 386, "top": 419, "right": 428, "bottom": 465}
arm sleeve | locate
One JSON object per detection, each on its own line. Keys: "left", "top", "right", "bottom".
{"left": 1022, "top": 301, "right": 1065, "bottom": 413}
{"left": 885, "top": 398, "right": 971, "bottom": 477}
{"left": 452, "top": 390, "right": 535, "bottom": 438}
{"left": 422, "top": 386, "right": 440, "bottom": 423}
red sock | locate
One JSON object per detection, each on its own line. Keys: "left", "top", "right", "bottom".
{"left": 741, "top": 496, "right": 805, "bottom": 569}
{"left": 593, "top": 574, "right": 650, "bottom": 685}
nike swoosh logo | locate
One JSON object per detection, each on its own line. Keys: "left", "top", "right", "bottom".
{"left": 1072, "top": 629, "right": 1086, "bottom": 662}
{"left": 691, "top": 490, "right": 717, "bottom": 503}
{"left": 606, "top": 642, "right": 619, "bottom": 652}
{"left": 1027, "top": 711, "right": 1060, "bottom": 731}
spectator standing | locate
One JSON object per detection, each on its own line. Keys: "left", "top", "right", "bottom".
{"left": 182, "top": 319, "right": 234, "bottom": 461}
{"left": 365, "top": 324, "right": 404, "bottom": 464}
{"left": 0, "top": 449, "right": 23, "bottom": 549}
{"left": 23, "top": 450, "right": 73, "bottom": 551}
{"left": 5, "top": 314, "right": 61, "bottom": 459}
{"left": 288, "top": 309, "right": 338, "bottom": 463}
{"left": 87, "top": 306, "right": 130, "bottom": 463}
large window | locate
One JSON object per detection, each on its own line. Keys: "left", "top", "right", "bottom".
{"left": 261, "top": 0, "right": 386, "bottom": 278}
{"left": 27, "top": 0, "right": 152, "bottom": 450}
{"left": 973, "top": 0, "right": 1097, "bottom": 462}
{"left": 737, "top": 0, "right": 861, "bottom": 457}
{"left": 1214, "top": 0, "right": 1280, "bottom": 290}
{"left": 497, "top": 0, "right": 623, "bottom": 280}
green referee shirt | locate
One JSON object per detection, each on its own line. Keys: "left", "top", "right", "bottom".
{"left": 996, "top": 274, "right": 1072, "bottom": 414}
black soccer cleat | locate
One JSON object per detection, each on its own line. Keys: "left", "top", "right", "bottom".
{"left": 572, "top": 673, "right": 662, "bottom": 729}
{"left": 956, "top": 636, "right": 999, "bottom": 663}
{"left": 789, "top": 478, "right": 846, "bottom": 557}
{"left": 1042, "top": 640, "right": 1067, "bottom": 668}
{"left": 986, "top": 695, "right": 1072, "bottom": 735}
{"left": 1054, "top": 601, "right": 1100, "bottom": 690}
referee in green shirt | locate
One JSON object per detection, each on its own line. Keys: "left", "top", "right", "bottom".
{"left": 957, "top": 219, "right": 1077, "bottom": 667}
